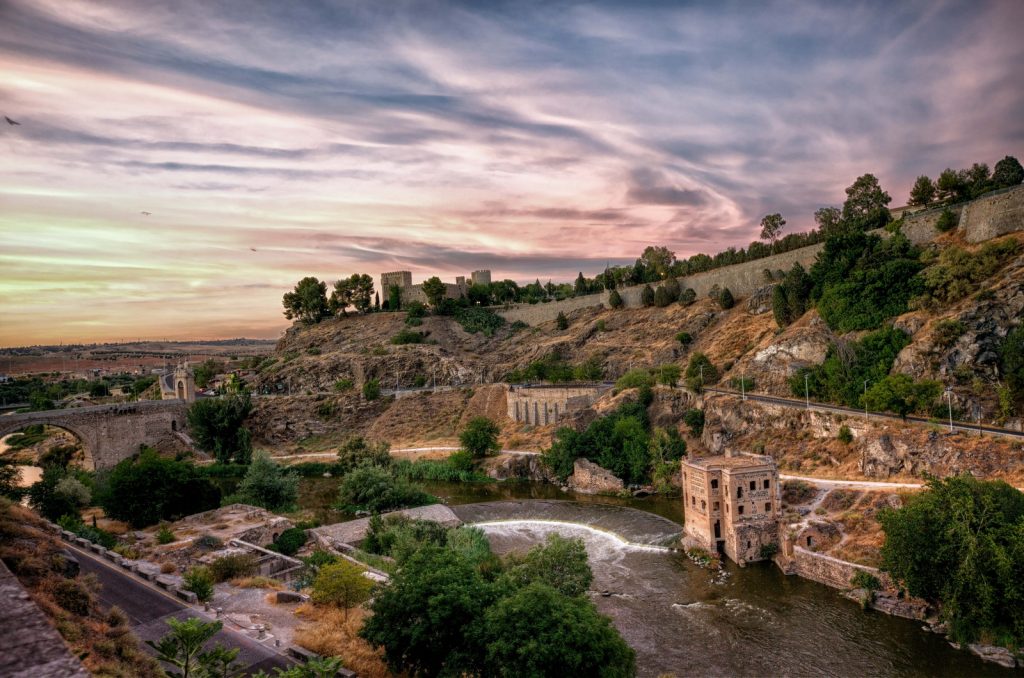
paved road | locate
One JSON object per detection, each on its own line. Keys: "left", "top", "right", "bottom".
{"left": 66, "top": 543, "right": 295, "bottom": 675}
{"left": 780, "top": 474, "right": 923, "bottom": 491}
{"left": 704, "top": 387, "right": 1024, "bottom": 440}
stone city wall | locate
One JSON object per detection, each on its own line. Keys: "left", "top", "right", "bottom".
{"left": 496, "top": 184, "right": 1024, "bottom": 327}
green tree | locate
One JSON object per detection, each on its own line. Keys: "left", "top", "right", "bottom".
{"left": 182, "top": 567, "right": 215, "bottom": 603}
{"left": 192, "top": 359, "right": 221, "bottom": 389}
{"left": 574, "top": 272, "right": 588, "bottom": 296}
{"left": 336, "top": 464, "right": 433, "bottom": 513}
{"left": 328, "top": 277, "right": 354, "bottom": 317}
{"left": 678, "top": 287, "right": 697, "bottom": 306}
{"left": 841, "top": 173, "right": 892, "bottom": 231}
{"left": 312, "top": 561, "right": 374, "bottom": 621}
{"left": 640, "top": 284, "right": 655, "bottom": 307}
{"left": 718, "top": 287, "right": 735, "bottom": 309}
{"left": 97, "top": 450, "right": 221, "bottom": 527}
{"left": 656, "top": 363, "right": 681, "bottom": 387}
{"left": 235, "top": 452, "right": 298, "bottom": 511}
{"left": 147, "top": 616, "right": 235, "bottom": 677}
{"left": 460, "top": 416, "right": 501, "bottom": 459}
{"left": 421, "top": 276, "right": 448, "bottom": 308}
{"left": 683, "top": 408, "right": 705, "bottom": 436}
{"left": 556, "top": 311, "right": 569, "bottom": 330}
{"left": 638, "top": 245, "right": 676, "bottom": 280}
{"left": 28, "top": 465, "right": 90, "bottom": 522}
{"left": 813, "top": 206, "right": 843, "bottom": 237}
{"left": 283, "top": 277, "right": 328, "bottom": 324}
{"left": 0, "top": 458, "right": 22, "bottom": 500}
{"left": 388, "top": 284, "right": 402, "bottom": 311}
{"left": 608, "top": 289, "right": 624, "bottom": 309}
{"left": 362, "top": 378, "right": 381, "bottom": 401}
{"left": 862, "top": 374, "right": 941, "bottom": 420}
{"left": 936, "top": 168, "right": 969, "bottom": 203}
{"left": 992, "top": 155, "right": 1024, "bottom": 189}
{"left": 187, "top": 393, "right": 253, "bottom": 464}
{"left": 879, "top": 475, "right": 1024, "bottom": 645}
{"left": 759, "top": 213, "right": 785, "bottom": 251}
{"left": 685, "top": 353, "right": 718, "bottom": 391}
{"left": 500, "top": 534, "right": 593, "bottom": 597}
{"left": 653, "top": 286, "right": 671, "bottom": 307}
{"left": 337, "top": 436, "right": 391, "bottom": 472}
{"left": 480, "top": 582, "right": 636, "bottom": 678}
{"left": 908, "top": 175, "right": 936, "bottom": 206}
{"left": 1001, "top": 325, "right": 1024, "bottom": 402}
{"left": 361, "top": 546, "right": 495, "bottom": 676}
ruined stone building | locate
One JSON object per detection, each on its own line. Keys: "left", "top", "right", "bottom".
{"left": 506, "top": 384, "right": 611, "bottom": 425}
{"left": 681, "top": 452, "right": 780, "bottom": 566}
{"left": 380, "top": 269, "right": 492, "bottom": 306}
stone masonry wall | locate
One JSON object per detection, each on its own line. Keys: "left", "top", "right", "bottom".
{"left": 506, "top": 384, "right": 611, "bottom": 424}
{"left": 496, "top": 184, "right": 1024, "bottom": 327}
{"left": 789, "top": 546, "right": 892, "bottom": 590}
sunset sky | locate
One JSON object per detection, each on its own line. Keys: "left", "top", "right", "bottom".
{"left": 1, "top": 0, "right": 1022, "bottom": 346}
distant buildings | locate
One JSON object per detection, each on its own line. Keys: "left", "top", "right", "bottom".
{"left": 681, "top": 451, "right": 780, "bottom": 566}
{"left": 380, "top": 269, "right": 492, "bottom": 306}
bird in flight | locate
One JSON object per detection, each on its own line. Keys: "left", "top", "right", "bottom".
{"left": 5, "top": 116, "right": 20, "bottom": 125}
{"left": 140, "top": 211, "right": 151, "bottom": 216}
{"left": 250, "top": 247, "right": 257, "bottom": 252}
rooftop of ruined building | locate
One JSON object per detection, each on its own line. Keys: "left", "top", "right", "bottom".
{"left": 686, "top": 453, "right": 775, "bottom": 471}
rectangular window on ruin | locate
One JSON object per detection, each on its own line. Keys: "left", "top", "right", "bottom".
{"left": 713, "top": 502, "right": 719, "bottom": 511}
{"left": 737, "top": 486, "right": 743, "bottom": 498}
{"left": 711, "top": 479, "right": 718, "bottom": 489}
{"left": 749, "top": 480, "right": 756, "bottom": 491}
{"left": 691, "top": 496, "right": 696, "bottom": 506}
{"left": 765, "top": 502, "right": 771, "bottom": 512}
{"left": 701, "top": 500, "right": 706, "bottom": 510}
{"left": 763, "top": 479, "right": 770, "bottom": 490}
{"left": 738, "top": 505, "right": 744, "bottom": 515}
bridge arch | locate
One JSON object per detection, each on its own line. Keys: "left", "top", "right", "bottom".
{"left": 0, "top": 421, "right": 96, "bottom": 471}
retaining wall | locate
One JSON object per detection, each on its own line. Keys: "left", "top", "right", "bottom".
{"left": 788, "top": 546, "right": 892, "bottom": 590}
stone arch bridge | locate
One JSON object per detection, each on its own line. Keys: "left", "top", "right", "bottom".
{"left": 0, "top": 400, "right": 189, "bottom": 470}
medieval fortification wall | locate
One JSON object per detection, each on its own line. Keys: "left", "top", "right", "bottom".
{"left": 496, "top": 185, "right": 1024, "bottom": 326}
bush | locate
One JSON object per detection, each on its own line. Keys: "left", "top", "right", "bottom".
{"left": 935, "top": 208, "right": 957, "bottom": 233}
{"left": 641, "top": 284, "right": 655, "bottom": 307}
{"left": 837, "top": 425, "right": 853, "bottom": 444}
{"left": 616, "top": 369, "right": 654, "bottom": 390}
{"left": 653, "top": 286, "right": 671, "bottom": 307}
{"left": 933, "top": 319, "right": 967, "bottom": 349}
{"left": 608, "top": 289, "right": 624, "bottom": 309}
{"left": 729, "top": 376, "right": 754, "bottom": 391}
{"left": 337, "top": 436, "right": 391, "bottom": 473}
{"left": 334, "top": 378, "right": 354, "bottom": 391}
{"left": 312, "top": 561, "right": 374, "bottom": 619}
{"left": 362, "top": 378, "right": 381, "bottom": 401}
{"left": 96, "top": 449, "right": 221, "bottom": 528}
{"left": 595, "top": 319, "right": 606, "bottom": 332}
{"left": 391, "top": 329, "right": 426, "bottom": 345}
{"left": 194, "top": 534, "right": 223, "bottom": 551}
{"left": 759, "top": 543, "right": 779, "bottom": 560}
{"left": 336, "top": 465, "right": 434, "bottom": 513}
{"left": 209, "top": 554, "right": 258, "bottom": 582}
{"left": 685, "top": 353, "right": 718, "bottom": 391}
{"left": 850, "top": 570, "right": 881, "bottom": 591}
{"left": 234, "top": 452, "right": 298, "bottom": 512}
{"left": 679, "top": 288, "right": 697, "bottom": 306}
{"left": 53, "top": 578, "right": 93, "bottom": 616}
{"left": 675, "top": 331, "right": 692, "bottom": 345}
{"left": 657, "top": 364, "right": 681, "bottom": 387}
{"left": 459, "top": 417, "right": 500, "bottom": 459}
{"left": 270, "top": 527, "right": 308, "bottom": 556}
{"left": 718, "top": 287, "right": 735, "bottom": 309}
{"left": 555, "top": 312, "right": 568, "bottom": 330}
{"left": 183, "top": 566, "right": 214, "bottom": 602}
{"left": 156, "top": 524, "right": 176, "bottom": 544}
{"left": 683, "top": 408, "right": 705, "bottom": 437}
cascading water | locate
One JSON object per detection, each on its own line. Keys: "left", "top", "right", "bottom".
{"left": 465, "top": 503, "right": 1007, "bottom": 678}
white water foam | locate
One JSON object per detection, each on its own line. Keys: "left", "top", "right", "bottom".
{"left": 472, "top": 519, "right": 672, "bottom": 553}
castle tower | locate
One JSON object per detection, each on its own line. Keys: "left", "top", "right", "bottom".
{"left": 173, "top": 362, "right": 196, "bottom": 402}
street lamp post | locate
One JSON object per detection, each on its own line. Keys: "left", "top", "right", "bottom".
{"left": 944, "top": 388, "right": 954, "bottom": 433}
{"left": 741, "top": 373, "right": 746, "bottom": 401}
{"left": 864, "top": 380, "right": 869, "bottom": 417}
{"left": 804, "top": 373, "right": 810, "bottom": 410}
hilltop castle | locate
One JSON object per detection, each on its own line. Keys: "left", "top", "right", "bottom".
{"left": 381, "top": 269, "right": 491, "bottom": 306}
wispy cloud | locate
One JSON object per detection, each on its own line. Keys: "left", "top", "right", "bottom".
{"left": 0, "top": 0, "right": 1021, "bottom": 344}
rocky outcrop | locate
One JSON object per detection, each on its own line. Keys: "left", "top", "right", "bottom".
{"left": 567, "top": 459, "right": 624, "bottom": 494}
{"left": 966, "top": 643, "right": 1018, "bottom": 669}
{"left": 732, "top": 311, "right": 835, "bottom": 396}
{"left": 483, "top": 453, "right": 553, "bottom": 482}
{"left": 746, "top": 284, "right": 777, "bottom": 315}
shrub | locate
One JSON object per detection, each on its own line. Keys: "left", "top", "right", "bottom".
{"left": 935, "top": 208, "right": 957, "bottom": 233}
{"left": 595, "top": 319, "right": 606, "bottom": 332}
{"left": 683, "top": 408, "right": 705, "bottom": 437}
{"left": 608, "top": 289, "right": 624, "bottom": 309}
{"left": 685, "top": 353, "right": 718, "bottom": 391}
{"left": 362, "top": 379, "right": 381, "bottom": 401}
{"left": 641, "top": 284, "right": 655, "bottom": 307}
{"left": 235, "top": 452, "right": 298, "bottom": 512}
{"left": 459, "top": 417, "right": 500, "bottom": 459}
{"left": 679, "top": 288, "right": 697, "bottom": 306}
{"left": 837, "top": 425, "right": 853, "bottom": 444}
{"left": 675, "top": 331, "right": 692, "bottom": 345}
{"left": 187, "top": 393, "right": 254, "bottom": 464}
{"left": 616, "top": 369, "right": 654, "bottom": 390}
{"left": 657, "top": 364, "right": 681, "bottom": 387}
{"left": 194, "top": 534, "right": 223, "bottom": 551}
{"left": 96, "top": 449, "right": 220, "bottom": 528}
{"left": 183, "top": 566, "right": 214, "bottom": 602}
{"left": 209, "top": 554, "right": 258, "bottom": 582}
{"left": 315, "top": 400, "right": 337, "bottom": 419}
{"left": 653, "top": 286, "right": 671, "bottom": 307}
{"left": 933, "top": 319, "right": 967, "bottom": 349}
{"left": 157, "top": 524, "right": 176, "bottom": 544}
{"left": 334, "top": 378, "right": 354, "bottom": 391}
{"left": 850, "top": 570, "right": 881, "bottom": 592}
{"left": 718, "top": 287, "right": 735, "bottom": 309}
{"left": 336, "top": 465, "right": 434, "bottom": 513}
{"left": 53, "top": 579, "right": 93, "bottom": 616}
{"left": 454, "top": 306, "right": 505, "bottom": 335}
{"left": 312, "top": 561, "right": 374, "bottom": 620}
{"left": 391, "top": 329, "right": 426, "bottom": 345}
{"left": 270, "top": 527, "right": 308, "bottom": 556}
{"left": 337, "top": 436, "right": 391, "bottom": 473}
{"left": 555, "top": 312, "right": 568, "bottom": 330}
{"left": 759, "top": 543, "right": 779, "bottom": 560}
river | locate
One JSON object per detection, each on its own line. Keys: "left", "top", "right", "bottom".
{"left": 292, "top": 478, "right": 1002, "bottom": 676}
